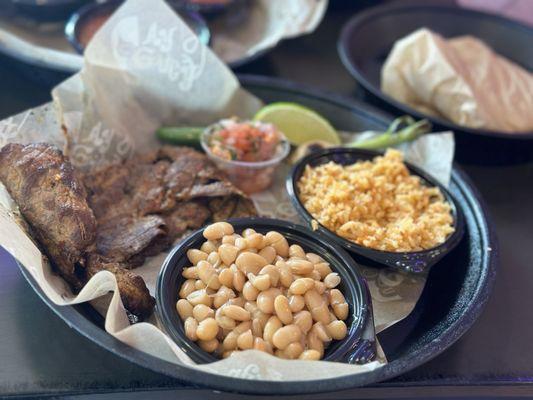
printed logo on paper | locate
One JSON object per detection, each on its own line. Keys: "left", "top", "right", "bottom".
{"left": 0, "top": 117, "right": 21, "bottom": 145}
{"left": 111, "top": 16, "right": 206, "bottom": 90}
{"left": 223, "top": 364, "right": 283, "bottom": 381}
{"left": 69, "top": 121, "right": 134, "bottom": 168}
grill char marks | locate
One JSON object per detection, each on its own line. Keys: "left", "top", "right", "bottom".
{"left": 86, "top": 255, "right": 155, "bottom": 319}
{"left": 95, "top": 215, "right": 168, "bottom": 267}
{"left": 0, "top": 143, "right": 96, "bottom": 289}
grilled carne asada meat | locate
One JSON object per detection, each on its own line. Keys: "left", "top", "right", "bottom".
{"left": 86, "top": 255, "right": 155, "bottom": 319}
{"left": 95, "top": 215, "right": 168, "bottom": 267}
{"left": 0, "top": 143, "right": 155, "bottom": 317}
{"left": 0, "top": 143, "right": 96, "bottom": 289}
{"left": 0, "top": 142, "right": 256, "bottom": 320}
{"left": 83, "top": 145, "right": 256, "bottom": 253}
{"left": 162, "top": 201, "right": 211, "bottom": 240}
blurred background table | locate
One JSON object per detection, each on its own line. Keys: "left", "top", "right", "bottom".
{"left": 1, "top": 3, "right": 533, "bottom": 399}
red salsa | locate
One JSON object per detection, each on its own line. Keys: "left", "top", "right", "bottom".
{"left": 206, "top": 119, "right": 283, "bottom": 163}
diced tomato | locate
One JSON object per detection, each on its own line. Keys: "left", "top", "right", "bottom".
{"left": 208, "top": 120, "right": 282, "bottom": 162}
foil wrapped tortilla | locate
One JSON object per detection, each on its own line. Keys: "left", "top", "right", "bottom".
{"left": 381, "top": 28, "right": 533, "bottom": 133}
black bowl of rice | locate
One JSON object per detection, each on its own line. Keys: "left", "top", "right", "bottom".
{"left": 286, "top": 148, "right": 465, "bottom": 274}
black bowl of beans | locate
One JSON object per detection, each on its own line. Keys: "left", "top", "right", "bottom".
{"left": 156, "top": 217, "right": 375, "bottom": 364}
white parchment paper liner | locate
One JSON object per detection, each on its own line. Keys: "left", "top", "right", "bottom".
{"left": 0, "top": 0, "right": 455, "bottom": 382}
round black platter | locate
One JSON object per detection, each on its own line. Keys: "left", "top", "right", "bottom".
{"left": 16, "top": 75, "right": 498, "bottom": 395}
{"left": 338, "top": 2, "right": 533, "bottom": 165}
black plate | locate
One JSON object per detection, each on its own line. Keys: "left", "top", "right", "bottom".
{"left": 287, "top": 148, "right": 465, "bottom": 274}
{"left": 156, "top": 217, "right": 376, "bottom": 365}
{"left": 338, "top": 3, "right": 533, "bottom": 165}
{"left": 10, "top": 0, "right": 92, "bottom": 21}
{"left": 171, "top": 0, "right": 245, "bottom": 16}
{"left": 14, "top": 75, "right": 498, "bottom": 395}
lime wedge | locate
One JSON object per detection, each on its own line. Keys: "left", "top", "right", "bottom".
{"left": 253, "top": 102, "right": 341, "bottom": 145}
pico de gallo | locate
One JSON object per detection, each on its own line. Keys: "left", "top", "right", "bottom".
{"left": 205, "top": 119, "right": 284, "bottom": 163}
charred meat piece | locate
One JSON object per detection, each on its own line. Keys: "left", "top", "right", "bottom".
{"left": 189, "top": 181, "right": 237, "bottom": 199}
{"left": 0, "top": 143, "right": 96, "bottom": 288}
{"left": 208, "top": 196, "right": 238, "bottom": 221}
{"left": 83, "top": 144, "right": 254, "bottom": 224}
{"left": 209, "top": 196, "right": 257, "bottom": 222}
{"left": 163, "top": 201, "right": 211, "bottom": 242}
{"left": 127, "top": 160, "right": 171, "bottom": 215}
{"left": 157, "top": 146, "right": 243, "bottom": 201}
{"left": 231, "top": 196, "right": 257, "bottom": 219}
{"left": 82, "top": 163, "right": 130, "bottom": 220}
{"left": 161, "top": 147, "right": 209, "bottom": 204}
{"left": 96, "top": 215, "right": 168, "bottom": 267}
{"left": 86, "top": 255, "right": 155, "bottom": 320}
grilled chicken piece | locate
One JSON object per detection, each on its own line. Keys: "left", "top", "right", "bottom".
{"left": 0, "top": 143, "right": 96, "bottom": 289}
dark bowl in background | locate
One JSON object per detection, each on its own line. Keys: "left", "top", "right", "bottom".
{"left": 170, "top": 0, "right": 243, "bottom": 15}
{"left": 156, "top": 217, "right": 376, "bottom": 364}
{"left": 338, "top": 3, "right": 533, "bottom": 165}
{"left": 65, "top": 0, "right": 210, "bottom": 54}
{"left": 287, "top": 148, "right": 465, "bottom": 274}
{"left": 10, "top": 0, "right": 93, "bottom": 21}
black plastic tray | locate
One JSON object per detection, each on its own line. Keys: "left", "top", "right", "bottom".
{"left": 338, "top": 3, "right": 533, "bottom": 165}
{"left": 16, "top": 75, "right": 498, "bottom": 395}
{"left": 10, "top": 0, "right": 92, "bottom": 21}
